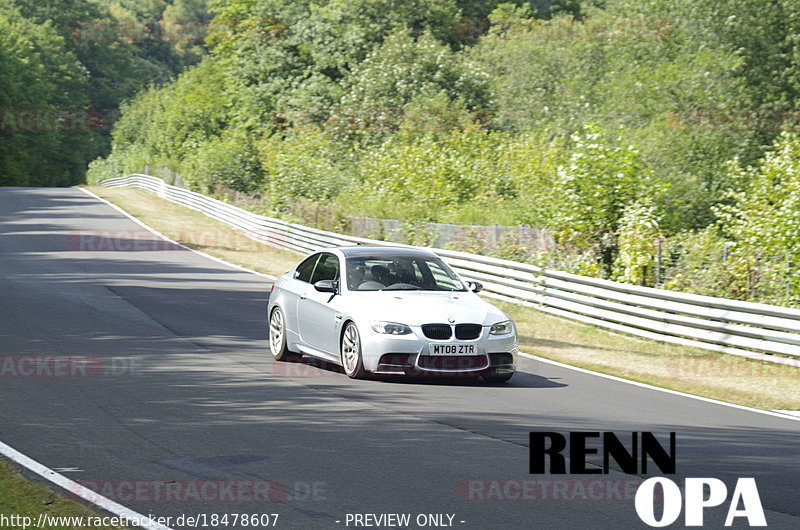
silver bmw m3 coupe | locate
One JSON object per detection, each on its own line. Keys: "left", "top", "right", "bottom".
{"left": 267, "top": 247, "right": 518, "bottom": 382}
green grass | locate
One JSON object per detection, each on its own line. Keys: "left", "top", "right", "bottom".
{"left": 0, "top": 458, "right": 123, "bottom": 529}
{"left": 85, "top": 186, "right": 800, "bottom": 410}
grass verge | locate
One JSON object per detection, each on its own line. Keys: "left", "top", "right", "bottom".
{"left": 84, "top": 186, "right": 800, "bottom": 410}
{"left": 0, "top": 457, "right": 123, "bottom": 529}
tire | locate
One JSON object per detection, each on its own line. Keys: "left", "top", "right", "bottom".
{"left": 483, "top": 369, "right": 514, "bottom": 383}
{"left": 269, "top": 307, "right": 299, "bottom": 361}
{"left": 340, "top": 322, "right": 366, "bottom": 379}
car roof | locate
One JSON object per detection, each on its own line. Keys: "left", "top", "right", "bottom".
{"left": 336, "top": 246, "right": 438, "bottom": 259}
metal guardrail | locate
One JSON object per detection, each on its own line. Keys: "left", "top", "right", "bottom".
{"left": 100, "top": 174, "right": 800, "bottom": 366}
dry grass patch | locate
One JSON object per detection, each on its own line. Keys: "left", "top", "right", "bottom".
{"left": 492, "top": 299, "right": 800, "bottom": 410}
{"left": 85, "top": 187, "right": 299, "bottom": 276}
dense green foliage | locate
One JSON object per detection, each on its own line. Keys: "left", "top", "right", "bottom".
{"left": 0, "top": 0, "right": 207, "bottom": 185}
{"left": 52, "top": 0, "right": 800, "bottom": 304}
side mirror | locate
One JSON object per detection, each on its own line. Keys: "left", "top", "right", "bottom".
{"left": 467, "top": 281, "right": 483, "bottom": 293}
{"left": 314, "top": 280, "right": 339, "bottom": 293}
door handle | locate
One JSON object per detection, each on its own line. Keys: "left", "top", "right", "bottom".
{"left": 299, "top": 292, "right": 307, "bottom": 300}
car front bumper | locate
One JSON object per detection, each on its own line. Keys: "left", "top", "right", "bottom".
{"left": 358, "top": 324, "right": 518, "bottom": 377}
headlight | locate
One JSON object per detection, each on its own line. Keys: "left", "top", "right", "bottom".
{"left": 370, "top": 321, "right": 412, "bottom": 335}
{"left": 490, "top": 320, "right": 513, "bottom": 335}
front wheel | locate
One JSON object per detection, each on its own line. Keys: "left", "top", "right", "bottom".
{"left": 341, "top": 322, "right": 366, "bottom": 379}
{"left": 269, "top": 307, "right": 299, "bottom": 361}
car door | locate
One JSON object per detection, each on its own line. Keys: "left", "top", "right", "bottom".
{"left": 281, "top": 253, "right": 320, "bottom": 343}
{"left": 297, "top": 252, "right": 342, "bottom": 357}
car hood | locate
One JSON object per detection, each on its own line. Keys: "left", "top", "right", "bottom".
{"left": 346, "top": 291, "right": 508, "bottom": 327}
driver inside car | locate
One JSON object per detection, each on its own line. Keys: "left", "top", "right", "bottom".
{"left": 370, "top": 264, "right": 391, "bottom": 286}
{"left": 394, "top": 259, "right": 416, "bottom": 285}
{"left": 347, "top": 262, "right": 366, "bottom": 290}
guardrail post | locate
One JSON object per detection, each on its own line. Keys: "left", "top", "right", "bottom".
{"left": 656, "top": 239, "right": 662, "bottom": 287}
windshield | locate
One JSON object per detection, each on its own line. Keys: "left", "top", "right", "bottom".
{"left": 345, "top": 255, "right": 466, "bottom": 292}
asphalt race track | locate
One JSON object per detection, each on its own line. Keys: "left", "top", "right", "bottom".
{"left": 1, "top": 188, "right": 798, "bottom": 529}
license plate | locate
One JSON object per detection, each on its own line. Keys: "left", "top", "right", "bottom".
{"left": 428, "top": 344, "right": 476, "bottom": 356}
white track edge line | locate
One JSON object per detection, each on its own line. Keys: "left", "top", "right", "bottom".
{"left": 82, "top": 187, "right": 799, "bottom": 424}
{"left": 78, "top": 187, "right": 276, "bottom": 280}
{"left": 0, "top": 441, "right": 172, "bottom": 530}
{"left": 518, "top": 351, "right": 800, "bottom": 422}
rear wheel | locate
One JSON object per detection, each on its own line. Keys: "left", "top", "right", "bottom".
{"left": 341, "top": 322, "right": 366, "bottom": 379}
{"left": 269, "top": 307, "right": 299, "bottom": 361}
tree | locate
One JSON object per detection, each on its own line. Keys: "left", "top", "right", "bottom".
{"left": 88, "top": 54, "right": 233, "bottom": 185}
{"left": 615, "top": 200, "right": 661, "bottom": 285}
{"left": 715, "top": 132, "right": 800, "bottom": 303}
{"left": 475, "top": 1, "right": 753, "bottom": 231}
{"left": 0, "top": 1, "right": 93, "bottom": 185}
{"left": 552, "top": 125, "right": 663, "bottom": 276}
{"left": 335, "top": 26, "right": 490, "bottom": 139}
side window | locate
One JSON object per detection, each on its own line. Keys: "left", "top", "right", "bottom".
{"left": 412, "top": 261, "right": 424, "bottom": 283}
{"left": 295, "top": 254, "right": 319, "bottom": 283}
{"left": 311, "top": 253, "right": 340, "bottom": 283}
